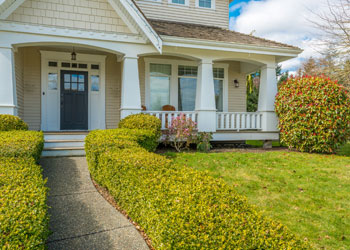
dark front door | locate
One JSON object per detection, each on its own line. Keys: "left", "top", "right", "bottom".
{"left": 60, "top": 70, "right": 88, "bottom": 130}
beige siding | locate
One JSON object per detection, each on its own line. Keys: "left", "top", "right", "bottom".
{"left": 7, "top": 0, "right": 132, "bottom": 34}
{"left": 105, "top": 54, "right": 121, "bottom": 128}
{"left": 15, "top": 48, "right": 24, "bottom": 118}
{"left": 136, "top": 0, "right": 229, "bottom": 29}
{"left": 224, "top": 61, "right": 246, "bottom": 112}
{"left": 23, "top": 47, "right": 41, "bottom": 130}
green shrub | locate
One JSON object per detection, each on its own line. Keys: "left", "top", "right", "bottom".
{"left": 85, "top": 129, "right": 140, "bottom": 172}
{"left": 91, "top": 149, "right": 309, "bottom": 249}
{"left": 86, "top": 112, "right": 309, "bottom": 249}
{"left": 0, "top": 157, "right": 49, "bottom": 249}
{"left": 0, "top": 114, "right": 28, "bottom": 131}
{"left": 118, "top": 113, "right": 161, "bottom": 136}
{"left": 0, "top": 131, "right": 44, "bottom": 162}
{"left": 275, "top": 76, "right": 350, "bottom": 153}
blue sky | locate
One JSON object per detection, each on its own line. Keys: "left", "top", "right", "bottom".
{"left": 229, "top": 0, "right": 252, "bottom": 18}
{"left": 228, "top": 0, "right": 328, "bottom": 73}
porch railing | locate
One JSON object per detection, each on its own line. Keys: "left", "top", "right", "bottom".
{"left": 142, "top": 111, "right": 198, "bottom": 130}
{"left": 216, "top": 112, "right": 262, "bottom": 131}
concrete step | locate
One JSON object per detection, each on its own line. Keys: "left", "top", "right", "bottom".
{"left": 44, "top": 140, "right": 85, "bottom": 148}
{"left": 44, "top": 134, "right": 87, "bottom": 141}
{"left": 42, "top": 149, "right": 86, "bottom": 157}
{"left": 43, "top": 132, "right": 88, "bottom": 157}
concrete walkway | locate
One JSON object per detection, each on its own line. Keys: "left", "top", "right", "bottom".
{"left": 41, "top": 157, "right": 149, "bottom": 250}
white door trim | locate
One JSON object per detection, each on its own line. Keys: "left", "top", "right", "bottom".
{"left": 40, "top": 50, "right": 106, "bottom": 131}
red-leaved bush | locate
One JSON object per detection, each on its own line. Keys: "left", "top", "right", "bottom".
{"left": 275, "top": 75, "right": 350, "bottom": 153}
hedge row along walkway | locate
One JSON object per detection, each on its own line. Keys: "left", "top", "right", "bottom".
{"left": 41, "top": 157, "right": 148, "bottom": 250}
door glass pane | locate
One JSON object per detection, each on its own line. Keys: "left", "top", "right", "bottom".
{"left": 48, "top": 73, "right": 57, "bottom": 90}
{"left": 64, "top": 74, "right": 70, "bottom": 82}
{"left": 150, "top": 76, "right": 170, "bottom": 110}
{"left": 78, "top": 75, "right": 85, "bottom": 82}
{"left": 72, "top": 74, "right": 78, "bottom": 82}
{"left": 178, "top": 78, "right": 197, "bottom": 111}
{"left": 64, "top": 82, "right": 70, "bottom": 90}
{"left": 78, "top": 83, "right": 85, "bottom": 91}
{"left": 91, "top": 75, "right": 100, "bottom": 91}
{"left": 214, "top": 79, "right": 223, "bottom": 112}
{"left": 71, "top": 82, "right": 77, "bottom": 91}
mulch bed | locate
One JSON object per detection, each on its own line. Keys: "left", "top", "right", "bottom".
{"left": 91, "top": 178, "right": 154, "bottom": 250}
{"left": 156, "top": 143, "right": 289, "bottom": 154}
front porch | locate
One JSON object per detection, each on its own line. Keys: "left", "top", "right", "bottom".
{"left": 1, "top": 41, "right": 280, "bottom": 142}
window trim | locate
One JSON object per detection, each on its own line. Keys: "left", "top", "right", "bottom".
{"left": 195, "top": 0, "right": 215, "bottom": 10}
{"left": 144, "top": 58, "right": 228, "bottom": 111}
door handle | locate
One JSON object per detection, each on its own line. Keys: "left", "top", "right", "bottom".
{"left": 42, "top": 92, "right": 45, "bottom": 96}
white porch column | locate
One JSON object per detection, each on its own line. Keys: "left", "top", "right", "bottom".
{"left": 195, "top": 59, "right": 216, "bottom": 132}
{"left": 258, "top": 65, "right": 278, "bottom": 131}
{"left": 0, "top": 47, "right": 17, "bottom": 115}
{"left": 120, "top": 56, "right": 141, "bottom": 119}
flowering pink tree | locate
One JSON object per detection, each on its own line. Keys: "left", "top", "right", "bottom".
{"left": 167, "top": 113, "right": 197, "bottom": 152}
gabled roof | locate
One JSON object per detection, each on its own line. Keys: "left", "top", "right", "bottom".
{"left": 0, "top": 0, "right": 301, "bottom": 55}
{"left": 0, "top": 0, "right": 163, "bottom": 52}
{"left": 149, "top": 19, "right": 301, "bottom": 51}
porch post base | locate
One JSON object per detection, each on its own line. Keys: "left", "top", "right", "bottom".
{"left": 197, "top": 110, "right": 216, "bottom": 132}
{"left": 120, "top": 108, "right": 142, "bottom": 119}
{"left": 0, "top": 105, "right": 17, "bottom": 116}
{"left": 260, "top": 111, "right": 278, "bottom": 132}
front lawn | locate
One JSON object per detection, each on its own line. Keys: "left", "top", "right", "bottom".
{"left": 168, "top": 151, "right": 350, "bottom": 250}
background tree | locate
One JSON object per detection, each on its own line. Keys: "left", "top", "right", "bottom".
{"left": 309, "top": 0, "right": 350, "bottom": 89}
{"left": 246, "top": 65, "right": 284, "bottom": 112}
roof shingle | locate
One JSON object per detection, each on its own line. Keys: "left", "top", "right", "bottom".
{"left": 149, "top": 19, "right": 300, "bottom": 51}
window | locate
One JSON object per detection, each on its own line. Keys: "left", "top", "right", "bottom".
{"left": 199, "top": 0, "right": 211, "bottom": 8}
{"left": 172, "top": 0, "right": 185, "bottom": 4}
{"left": 48, "top": 73, "right": 57, "bottom": 90}
{"left": 178, "top": 65, "right": 197, "bottom": 111}
{"left": 150, "top": 64, "right": 171, "bottom": 111}
{"left": 214, "top": 68, "right": 224, "bottom": 112}
{"left": 91, "top": 75, "right": 100, "bottom": 91}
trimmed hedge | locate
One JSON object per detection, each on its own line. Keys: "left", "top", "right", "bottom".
{"left": 0, "top": 131, "right": 44, "bottom": 162}
{"left": 95, "top": 149, "right": 309, "bottom": 249}
{"left": 0, "top": 114, "right": 28, "bottom": 131}
{"left": 118, "top": 113, "right": 161, "bottom": 138}
{"left": 276, "top": 75, "right": 350, "bottom": 153}
{"left": 0, "top": 129, "right": 48, "bottom": 249}
{"left": 0, "top": 158, "right": 49, "bottom": 249}
{"left": 85, "top": 115, "right": 310, "bottom": 249}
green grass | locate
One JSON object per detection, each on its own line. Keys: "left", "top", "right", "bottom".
{"left": 167, "top": 151, "right": 350, "bottom": 250}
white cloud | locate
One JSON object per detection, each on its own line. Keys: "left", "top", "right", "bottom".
{"left": 231, "top": 0, "right": 333, "bottom": 71}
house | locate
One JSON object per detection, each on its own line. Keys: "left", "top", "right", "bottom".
{"left": 0, "top": 0, "right": 302, "bottom": 155}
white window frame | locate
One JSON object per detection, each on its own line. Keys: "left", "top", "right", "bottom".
{"left": 168, "top": 0, "right": 190, "bottom": 7}
{"left": 195, "top": 0, "right": 215, "bottom": 10}
{"left": 144, "top": 58, "right": 228, "bottom": 112}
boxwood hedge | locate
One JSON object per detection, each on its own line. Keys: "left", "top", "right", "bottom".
{"left": 0, "top": 158, "right": 48, "bottom": 249}
{"left": 0, "top": 127, "right": 48, "bottom": 249}
{"left": 118, "top": 113, "right": 161, "bottom": 138}
{"left": 85, "top": 115, "right": 310, "bottom": 249}
{"left": 0, "top": 131, "right": 44, "bottom": 162}
{"left": 0, "top": 114, "right": 28, "bottom": 131}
